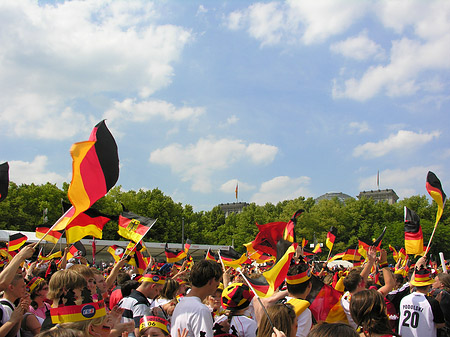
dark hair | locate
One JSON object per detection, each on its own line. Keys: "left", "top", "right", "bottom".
{"left": 343, "top": 269, "right": 362, "bottom": 293}
{"left": 117, "top": 272, "right": 131, "bottom": 286}
{"left": 121, "top": 280, "right": 139, "bottom": 298}
{"left": 350, "top": 289, "right": 400, "bottom": 337}
{"left": 257, "top": 303, "right": 296, "bottom": 337}
{"left": 394, "top": 274, "right": 404, "bottom": 285}
{"left": 189, "top": 260, "right": 223, "bottom": 288}
{"left": 287, "top": 263, "right": 311, "bottom": 296}
{"left": 30, "top": 279, "right": 49, "bottom": 309}
{"left": 307, "top": 322, "right": 358, "bottom": 337}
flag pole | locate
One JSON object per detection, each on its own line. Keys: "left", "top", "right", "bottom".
{"left": 217, "top": 250, "right": 226, "bottom": 272}
{"left": 326, "top": 245, "right": 333, "bottom": 261}
{"left": 424, "top": 226, "right": 438, "bottom": 257}
{"left": 33, "top": 206, "right": 73, "bottom": 248}
{"left": 236, "top": 267, "right": 274, "bottom": 330}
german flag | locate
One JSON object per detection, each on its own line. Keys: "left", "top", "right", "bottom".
{"left": 329, "top": 246, "right": 361, "bottom": 262}
{"left": 184, "top": 239, "right": 192, "bottom": 254}
{"left": 66, "top": 241, "right": 86, "bottom": 260}
{"left": 108, "top": 245, "right": 125, "bottom": 262}
{"left": 117, "top": 211, "right": 156, "bottom": 243}
{"left": 39, "top": 251, "right": 63, "bottom": 261}
{"left": 307, "top": 275, "right": 348, "bottom": 323}
{"left": 205, "top": 248, "right": 217, "bottom": 262}
{"left": 426, "top": 171, "right": 447, "bottom": 227}
{"left": 164, "top": 244, "right": 186, "bottom": 263}
{"left": 246, "top": 240, "right": 297, "bottom": 298}
{"left": 0, "top": 162, "right": 9, "bottom": 202}
{"left": 8, "top": 233, "right": 27, "bottom": 252}
{"left": 389, "top": 245, "right": 399, "bottom": 262}
{"left": 36, "top": 225, "right": 63, "bottom": 244}
{"left": 63, "top": 202, "right": 112, "bottom": 244}
{"left": 312, "top": 243, "right": 322, "bottom": 254}
{"left": 282, "top": 209, "right": 304, "bottom": 243}
{"left": 404, "top": 206, "right": 423, "bottom": 255}
{"left": 125, "top": 240, "right": 145, "bottom": 256}
{"left": 358, "top": 227, "right": 386, "bottom": 257}
{"left": 54, "top": 120, "right": 119, "bottom": 231}
{"left": 326, "top": 227, "right": 337, "bottom": 251}
{"left": 134, "top": 250, "right": 149, "bottom": 274}
{"left": 301, "top": 238, "right": 308, "bottom": 248}
{"left": 219, "top": 247, "right": 250, "bottom": 268}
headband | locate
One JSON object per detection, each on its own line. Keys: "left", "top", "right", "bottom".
{"left": 286, "top": 268, "right": 311, "bottom": 285}
{"left": 139, "top": 316, "right": 170, "bottom": 334}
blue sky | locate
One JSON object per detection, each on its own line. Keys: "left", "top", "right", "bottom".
{"left": 1, "top": 0, "right": 449, "bottom": 211}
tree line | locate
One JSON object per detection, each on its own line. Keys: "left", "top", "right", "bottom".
{"left": 0, "top": 182, "right": 448, "bottom": 262}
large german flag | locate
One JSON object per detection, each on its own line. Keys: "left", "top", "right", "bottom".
{"left": 8, "top": 233, "right": 27, "bottom": 252}
{"left": 426, "top": 171, "right": 446, "bottom": 227}
{"left": 36, "top": 225, "right": 63, "bottom": 244}
{"left": 164, "top": 244, "right": 187, "bottom": 263}
{"left": 62, "top": 202, "right": 112, "bottom": 244}
{"left": 117, "top": 211, "right": 156, "bottom": 243}
{"left": 245, "top": 240, "right": 297, "bottom": 298}
{"left": 54, "top": 120, "right": 119, "bottom": 231}
{"left": 326, "top": 226, "right": 337, "bottom": 251}
{"left": 404, "top": 206, "right": 423, "bottom": 255}
{"left": 307, "top": 275, "right": 348, "bottom": 323}
{"left": 0, "top": 162, "right": 9, "bottom": 202}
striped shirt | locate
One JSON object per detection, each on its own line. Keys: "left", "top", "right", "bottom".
{"left": 119, "top": 290, "right": 152, "bottom": 337}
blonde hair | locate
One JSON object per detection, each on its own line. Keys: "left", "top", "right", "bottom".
{"left": 257, "top": 304, "right": 296, "bottom": 337}
{"left": 48, "top": 269, "right": 87, "bottom": 301}
{"left": 69, "top": 265, "right": 95, "bottom": 279}
{"left": 59, "top": 317, "right": 105, "bottom": 337}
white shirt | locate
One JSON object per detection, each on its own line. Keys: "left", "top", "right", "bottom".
{"left": 398, "top": 292, "right": 442, "bottom": 337}
{"left": 340, "top": 291, "right": 357, "bottom": 329}
{"left": 172, "top": 296, "right": 214, "bottom": 337}
{"left": 216, "top": 314, "right": 257, "bottom": 337}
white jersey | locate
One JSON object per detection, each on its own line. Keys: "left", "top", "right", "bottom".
{"left": 398, "top": 292, "right": 444, "bottom": 337}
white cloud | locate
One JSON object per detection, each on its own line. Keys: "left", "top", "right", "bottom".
{"left": 149, "top": 138, "right": 278, "bottom": 193}
{"left": 103, "top": 98, "right": 205, "bottom": 129}
{"left": 0, "top": 0, "right": 191, "bottom": 139}
{"left": 333, "top": 2, "right": 450, "bottom": 101}
{"left": 353, "top": 130, "right": 440, "bottom": 158}
{"left": 349, "top": 121, "right": 370, "bottom": 134}
{"left": 358, "top": 166, "right": 441, "bottom": 199}
{"left": 250, "top": 175, "right": 312, "bottom": 205}
{"left": 330, "top": 30, "right": 385, "bottom": 61}
{"left": 220, "top": 179, "right": 256, "bottom": 194}
{"left": 0, "top": 93, "right": 91, "bottom": 139}
{"left": 225, "top": 0, "right": 368, "bottom": 46}
{"left": 197, "top": 5, "right": 208, "bottom": 15}
{"left": 8, "top": 156, "right": 68, "bottom": 185}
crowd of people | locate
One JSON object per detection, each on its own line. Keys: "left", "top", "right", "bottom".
{"left": 0, "top": 243, "right": 449, "bottom": 337}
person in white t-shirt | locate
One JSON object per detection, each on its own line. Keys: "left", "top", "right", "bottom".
{"left": 171, "top": 260, "right": 223, "bottom": 337}
{"left": 398, "top": 264, "right": 445, "bottom": 337}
